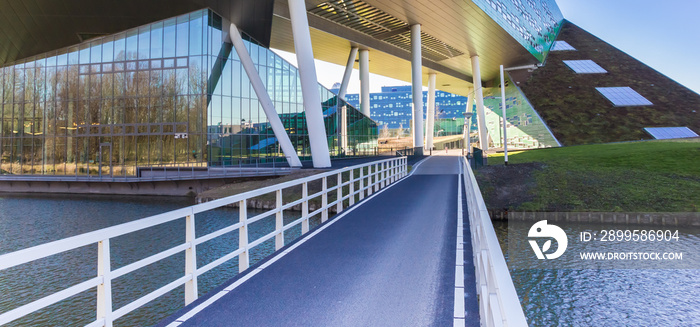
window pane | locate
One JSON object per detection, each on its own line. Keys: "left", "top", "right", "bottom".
{"left": 126, "top": 30, "right": 138, "bottom": 60}
{"left": 138, "top": 26, "right": 150, "bottom": 60}
{"left": 176, "top": 14, "right": 189, "bottom": 57}
{"left": 189, "top": 11, "right": 203, "bottom": 56}
{"left": 163, "top": 18, "right": 176, "bottom": 58}
{"left": 150, "top": 21, "right": 163, "bottom": 59}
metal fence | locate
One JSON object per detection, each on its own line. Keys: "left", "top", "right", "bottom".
{"left": 0, "top": 157, "right": 408, "bottom": 327}
{"left": 461, "top": 156, "right": 528, "bottom": 327}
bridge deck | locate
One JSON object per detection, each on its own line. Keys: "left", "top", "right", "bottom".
{"left": 163, "top": 156, "right": 478, "bottom": 326}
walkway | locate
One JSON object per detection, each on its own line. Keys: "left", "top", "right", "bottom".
{"left": 163, "top": 156, "right": 478, "bottom": 326}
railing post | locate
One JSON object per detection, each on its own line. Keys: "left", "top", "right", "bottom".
{"left": 239, "top": 199, "right": 249, "bottom": 272}
{"left": 275, "top": 189, "right": 284, "bottom": 250}
{"left": 404, "top": 157, "right": 407, "bottom": 177}
{"left": 349, "top": 169, "right": 355, "bottom": 206}
{"left": 374, "top": 164, "right": 379, "bottom": 192}
{"left": 382, "top": 162, "right": 387, "bottom": 188}
{"left": 367, "top": 165, "right": 373, "bottom": 196}
{"left": 97, "top": 239, "right": 113, "bottom": 327}
{"left": 336, "top": 172, "right": 343, "bottom": 213}
{"left": 185, "top": 208, "right": 198, "bottom": 305}
{"left": 389, "top": 160, "right": 394, "bottom": 183}
{"left": 359, "top": 166, "right": 365, "bottom": 200}
{"left": 322, "top": 177, "right": 328, "bottom": 222}
{"left": 302, "top": 182, "right": 309, "bottom": 234}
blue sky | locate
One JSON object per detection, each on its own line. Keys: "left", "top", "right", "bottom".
{"left": 275, "top": 0, "right": 700, "bottom": 95}
{"left": 556, "top": 0, "right": 700, "bottom": 95}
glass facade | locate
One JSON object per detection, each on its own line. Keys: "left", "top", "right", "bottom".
{"left": 0, "top": 9, "right": 377, "bottom": 177}
{"left": 342, "top": 83, "right": 560, "bottom": 149}
{"left": 471, "top": 0, "right": 564, "bottom": 61}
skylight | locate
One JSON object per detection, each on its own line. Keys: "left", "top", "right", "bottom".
{"left": 563, "top": 60, "right": 607, "bottom": 74}
{"left": 551, "top": 41, "right": 576, "bottom": 51}
{"left": 644, "top": 127, "right": 698, "bottom": 140}
{"left": 596, "top": 87, "right": 653, "bottom": 107}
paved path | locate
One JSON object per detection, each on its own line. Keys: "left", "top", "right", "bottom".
{"left": 164, "top": 156, "right": 478, "bottom": 326}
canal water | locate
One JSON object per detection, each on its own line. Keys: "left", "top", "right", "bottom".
{"left": 0, "top": 194, "right": 305, "bottom": 327}
{"left": 493, "top": 221, "right": 700, "bottom": 326}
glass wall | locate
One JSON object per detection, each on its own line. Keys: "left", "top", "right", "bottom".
{"left": 0, "top": 9, "right": 377, "bottom": 176}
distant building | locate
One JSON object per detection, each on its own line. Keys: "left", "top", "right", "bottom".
{"left": 337, "top": 85, "right": 561, "bottom": 149}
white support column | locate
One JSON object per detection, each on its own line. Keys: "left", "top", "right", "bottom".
{"left": 288, "top": 0, "right": 332, "bottom": 168}
{"left": 426, "top": 73, "right": 437, "bottom": 150}
{"left": 471, "top": 55, "right": 489, "bottom": 151}
{"left": 338, "top": 47, "right": 358, "bottom": 100}
{"left": 500, "top": 65, "right": 508, "bottom": 164}
{"left": 411, "top": 24, "right": 424, "bottom": 155}
{"left": 341, "top": 105, "right": 348, "bottom": 153}
{"left": 229, "top": 24, "right": 302, "bottom": 167}
{"left": 359, "top": 49, "right": 371, "bottom": 117}
{"left": 465, "top": 92, "right": 473, "bottom": 154}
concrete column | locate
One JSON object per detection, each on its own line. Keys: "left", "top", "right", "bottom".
{"left": 500, "top": 65, "right": 508, "bottom": 164}
{"left": 471, "top": 55, "right": 489, "bottom": 151}
{"left": 337, "top": 47, "right": 358, "bottom": 100}
{"left": 341, "top": 105, "right": 348, "bottom": 153}
{"left": 288, "top": 0, "right": 331, "bottom": 168}
{"left": 229, "top": 24, "right": 302, "bottom": 167}
{"left": 466, "top": 91, "right": 473, "bottom": 151}
{"left": 426, "top": 73, "right": 436, "bottom": 150}
{"left": 411, "top": 24, "right": 424, "bottom": 155}
{"left": 359, "top": 49, "right": 370, "bottom": 117}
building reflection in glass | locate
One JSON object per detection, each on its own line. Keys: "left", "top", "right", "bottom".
{"left": 0, "top": 9, "right": 377, "bottom": 177}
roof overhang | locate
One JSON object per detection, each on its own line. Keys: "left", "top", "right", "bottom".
{"left": 270, "top": 0, "right": 540, "bottom": 96}
{"left": 0, "top": 0, "right": 275, "bottom": 66}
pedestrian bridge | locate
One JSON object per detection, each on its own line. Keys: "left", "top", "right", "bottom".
{"left": 0, "top": 155, "right": 526, "bottom": 327}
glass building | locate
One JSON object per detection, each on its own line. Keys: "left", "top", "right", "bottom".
{"left": 0, "top": 9, "right": 377, "bottom": 177}
{"left": 343, "top": 83, "right": 560, "bottom": 149}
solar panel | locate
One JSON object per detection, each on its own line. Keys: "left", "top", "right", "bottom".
{"left": 563, "top": 60, "right": 607, "bottom": 74}
{"left": 596, "top": 87, "right": 653, "bottom": 106}
{"left": 644, "top": 127, "right": 699, "bottom": 140}
{"left": 551, "top": 41, "right": 576, "bottom": 51}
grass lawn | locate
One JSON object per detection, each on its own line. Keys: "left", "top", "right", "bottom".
{"left": 480, "top": 139, "right": 700, "bottom": 212}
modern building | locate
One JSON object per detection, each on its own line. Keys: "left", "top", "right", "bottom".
{"left": 4, "top": 0, "right": 693, "bottom": 179}
{"left": 0, "top": 8, "right": 377, "bottom": 177}
{"left": 341, "top": 84, "right": 560, "bottom": 149}
{"left": 0, "top": 0, "right": 571, "bottom": 177}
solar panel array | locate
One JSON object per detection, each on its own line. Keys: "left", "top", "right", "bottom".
{"left": 644, "top": 127, "right": 699, "bottom": 140}
{"left": 551, "top": 40, "right": 576, "bottom": 51}
{"left": 596, "top": 87, "right": 653, "bottom": 107}
{"left": 563, "top": 60, "right": 607, "bottom": 74}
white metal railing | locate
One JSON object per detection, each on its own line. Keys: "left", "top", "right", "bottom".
{"left": 0, "top": 157, "right": 408, "bottom": 327}
{"left": 461, "top": 157, "right": 528, "bottom": 327}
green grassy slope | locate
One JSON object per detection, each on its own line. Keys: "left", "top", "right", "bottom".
{"left": 517, "top": 21, "right": 700, "bottom": 145}
{"left": 485, "top": 139, "right": 700, "bottom": 212}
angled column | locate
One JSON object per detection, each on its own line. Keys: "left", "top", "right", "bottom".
{"left": 471, "top": 55, "right": 489, "bottom": 151}
{"left": 337, "top": 47, "right": 358, "bottom": 100}
{"left": 288, "top": 0, "right": 331, "bottom": 168}
{"left": 426, "top": 73, "right": 436, "bottom": 150}
{"left": 411, "top": 24, "right": 424, "bottom": 155}
{"left": 359, "top": 49, "right": 370, "bottom": 117}
{"left": 229, "top": 24, "right": 302, "bottom": 167}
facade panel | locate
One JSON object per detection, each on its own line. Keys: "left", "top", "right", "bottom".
{"left": 471, "top": 0, "right": 564, "bottom": 61}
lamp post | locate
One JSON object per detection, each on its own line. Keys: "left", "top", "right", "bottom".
{"left": 462, "top": 112, "right": 473, "bottom": 158}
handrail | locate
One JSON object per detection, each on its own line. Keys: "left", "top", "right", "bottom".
{"left": 461, "top": 157, "right": 528, "bottom": 327}
{"left": 0, "top": 156, "right": 408, "bottom": 327}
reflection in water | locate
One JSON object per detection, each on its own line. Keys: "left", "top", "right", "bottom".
{"left": 0, "top": 194, "right": 305, "bottom": 327}
{"left": 493, "top": 221, "right": 700, "bottom": 326}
